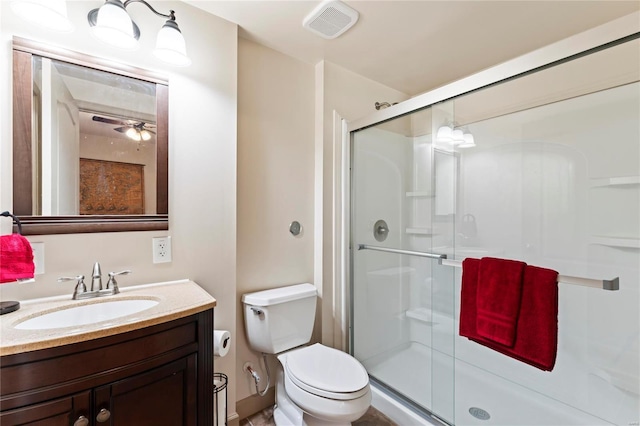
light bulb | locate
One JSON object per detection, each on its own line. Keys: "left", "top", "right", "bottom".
{"left": 126, "top": 128, "right": 141, "bottom": 141}
{"left": 140, "top": 130, "right": 152, "bottom": 141}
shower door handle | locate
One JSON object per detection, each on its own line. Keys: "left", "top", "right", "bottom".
{"left": 358, "top": 244, "right": 447, "bottom": 261}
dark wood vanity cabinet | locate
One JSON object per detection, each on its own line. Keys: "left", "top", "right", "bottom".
{"left": 0, "top": 391, "right": 91, "bottom": 425}
{"left": 0, "top": 310, "right": 213, "bottom": 426}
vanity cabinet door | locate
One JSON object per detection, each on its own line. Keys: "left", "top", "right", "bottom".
{"left": 94, "top": 355, "right": 197, "bottom": 426}
{"left": 0, "top": 391, "right": 90, "bottom": 426}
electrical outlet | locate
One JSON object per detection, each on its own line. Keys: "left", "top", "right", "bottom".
{"left": 152, "top": 236, "right": 172, "bottom": 263}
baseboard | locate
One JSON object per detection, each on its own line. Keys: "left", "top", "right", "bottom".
{"left": 236, "top": 387, "right": 276, "bottom": 421}
{"left": 227, "top": 413, "right": 240, "bottom": 426}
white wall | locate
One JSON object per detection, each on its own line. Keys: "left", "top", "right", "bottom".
{"left": 0, "top": 0, "right": 239, "bottom": 417}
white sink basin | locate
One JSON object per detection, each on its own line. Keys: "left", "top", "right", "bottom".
{"left": 15, "top": 299, "right": 159, "bottom": 330}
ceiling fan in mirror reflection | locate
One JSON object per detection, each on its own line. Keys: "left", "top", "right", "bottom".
{"left": 91, "top": 115, "right": 156, "bottom": 143}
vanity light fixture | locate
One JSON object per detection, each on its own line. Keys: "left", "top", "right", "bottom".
{"left": 451, "top": 129, "right": 465, "bottom": 145}
{"left": 458, "top": 132, "right": 476, "bottom": 148}
{"left": 436, "top": 125, "right": 475, "bottom": 148}
{"left": 436, "top": 125, "right": 453, "bottom": 144}
{"left": 88, "top": 0, "right": 191, "bottom": 67}
{"left": 10, "top": 0, "right": 74, "bottom": 32}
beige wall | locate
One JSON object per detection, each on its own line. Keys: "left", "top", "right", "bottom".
{"left": 234, "top": 41, "right": 409, "bottom": 406}
{"left": 0, "top": 0, "right": 239, "bottom": 418}
{"left": 236, "top": 38, "right": 315, "bottom": 402}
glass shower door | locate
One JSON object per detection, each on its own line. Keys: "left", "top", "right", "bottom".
{"left": 350, "top": 107, "right": 457, "bottom": 424}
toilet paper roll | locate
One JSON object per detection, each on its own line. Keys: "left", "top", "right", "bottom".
{"left": 214, "top": 330, "right": 231, "bottom": 357}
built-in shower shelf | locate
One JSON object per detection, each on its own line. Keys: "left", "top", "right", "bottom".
{"left": 405, "top": 307, "right": 433, "bottom": 323}
{"left": 589, "top": 176, "right": 640, "bottom": 188}
{"left": 590, "top": 236, "right": 640, "bottom": 249}
{"left": 405, "top": 191, "right": 434, "bottom": 197}
{"left": 406, "top": 227, "right": 433, "bottom": 235}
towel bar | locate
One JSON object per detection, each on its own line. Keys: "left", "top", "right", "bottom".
{"left": 357, "top": 244, "right": 619, "bottom": 291}
{"left": 441, "top": 259, "right": 619, "bottom": 291}
{"left": 1, "top": 211, "right": 23, "bottom": 235}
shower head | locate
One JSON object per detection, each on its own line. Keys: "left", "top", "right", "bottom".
{"left": 375, "top": 101, "right": 398, "bottom": 110}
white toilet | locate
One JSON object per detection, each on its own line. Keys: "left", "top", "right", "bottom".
{"left": 242, "top": 283, "right": 371, "bottom": 426}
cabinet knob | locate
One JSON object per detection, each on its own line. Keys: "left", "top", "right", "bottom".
{"left": 96, "top": 408, "right": 111, "bottom": 423}
{"left": 74, "top": 416, "right": 89, "bottom": 426}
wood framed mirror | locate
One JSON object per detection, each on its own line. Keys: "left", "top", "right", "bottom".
{"left": 12, "top": 37, "right": 168, "bottom": 235}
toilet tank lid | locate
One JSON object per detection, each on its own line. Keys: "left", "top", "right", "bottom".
{"left": 242, "top": 283, "right": 316, "bottom": 306}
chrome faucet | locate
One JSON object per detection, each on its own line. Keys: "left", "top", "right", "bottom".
{"left": 91, "top": 261, "right": 102, "bottom": 291}
{"left": 59, "top": 264, "right": 132, "bottom": 300}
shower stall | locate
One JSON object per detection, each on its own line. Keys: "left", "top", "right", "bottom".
{"left": 346, "top": 15, "right": 639, "bottom": 426}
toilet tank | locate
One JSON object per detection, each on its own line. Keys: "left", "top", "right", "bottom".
{"left": 242, "top": 283, "right": 317, "bottom": 354}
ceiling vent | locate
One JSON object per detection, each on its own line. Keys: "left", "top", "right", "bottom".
{"left": 303, "top": 1, "right": 359, "bottom": 40}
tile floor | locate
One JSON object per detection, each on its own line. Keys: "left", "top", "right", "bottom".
{"left": 240, "top": 405, "right": 397, "bottom": 426}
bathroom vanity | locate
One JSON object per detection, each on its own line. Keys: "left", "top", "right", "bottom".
{"left": 0, "top": 280, "right": 215, "bottom": 426}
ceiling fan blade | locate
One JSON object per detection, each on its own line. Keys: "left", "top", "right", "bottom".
{"left": 114, "top": 127, "right": 128, "bottom": 133}
{"left": 92, "top": 116, "right": 127, "bottom": 126}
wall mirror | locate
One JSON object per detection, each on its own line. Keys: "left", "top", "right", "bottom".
{"left": 12, "top": 37, "right": 168, "bottom": 235}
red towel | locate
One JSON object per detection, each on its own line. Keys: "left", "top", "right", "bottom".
{"left": 0, "top": 234, "right": 35, "bottom": 283}
{"left": 459, "top": 257, "right": 480, "bottom": 339}
{"left": 460, "top": 258, "right": 559, "bottom": 371}
{"left": 476, "top": 257, "right": 526, "bottom": 346}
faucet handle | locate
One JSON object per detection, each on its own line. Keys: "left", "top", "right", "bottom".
{"left": 58, "top": 275, "right": 87, "bottom": 299}
{"left": 106, "top": 270, "right": 131, "bottom": 294}
{"left": 58, "top": 275, "right": 85, "bottom": 283}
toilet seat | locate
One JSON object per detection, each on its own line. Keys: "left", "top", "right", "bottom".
{"left": 283, "top": 343, "right": 369, "bottom": 400}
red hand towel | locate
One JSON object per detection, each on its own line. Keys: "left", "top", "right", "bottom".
{"left": 476, "top": 257, "right": 526, "bottom": 346}
{"left": 0, "top": 234, "right": 35, "bottom": 283}
{"left": 460, "top": 259, "right": 559, "bottom": 371}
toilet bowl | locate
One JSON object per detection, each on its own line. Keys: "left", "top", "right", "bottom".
{"left": 276, "top": 344, "right": 371, "bottom": 425}
{"left": 242, "top": 283, "right": 371, "bottom": 426}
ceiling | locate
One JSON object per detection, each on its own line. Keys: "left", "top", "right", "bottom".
{"left": 183, "top": 1, "right": 639, "bottom": 96}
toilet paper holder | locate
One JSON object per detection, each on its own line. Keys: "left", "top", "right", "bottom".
{"left": 214, "top": 372, "right": 228, "bottom": 426}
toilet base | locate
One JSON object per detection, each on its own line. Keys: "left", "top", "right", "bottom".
{"left": 273, "top": 361, "right": 357, "bottom": 426}
{"left": 274, "top": 407, "right": 351, "bottom": 426}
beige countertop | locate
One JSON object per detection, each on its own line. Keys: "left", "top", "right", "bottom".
{"left": 0, "top": 279, "right": 216, "bottom": 356}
